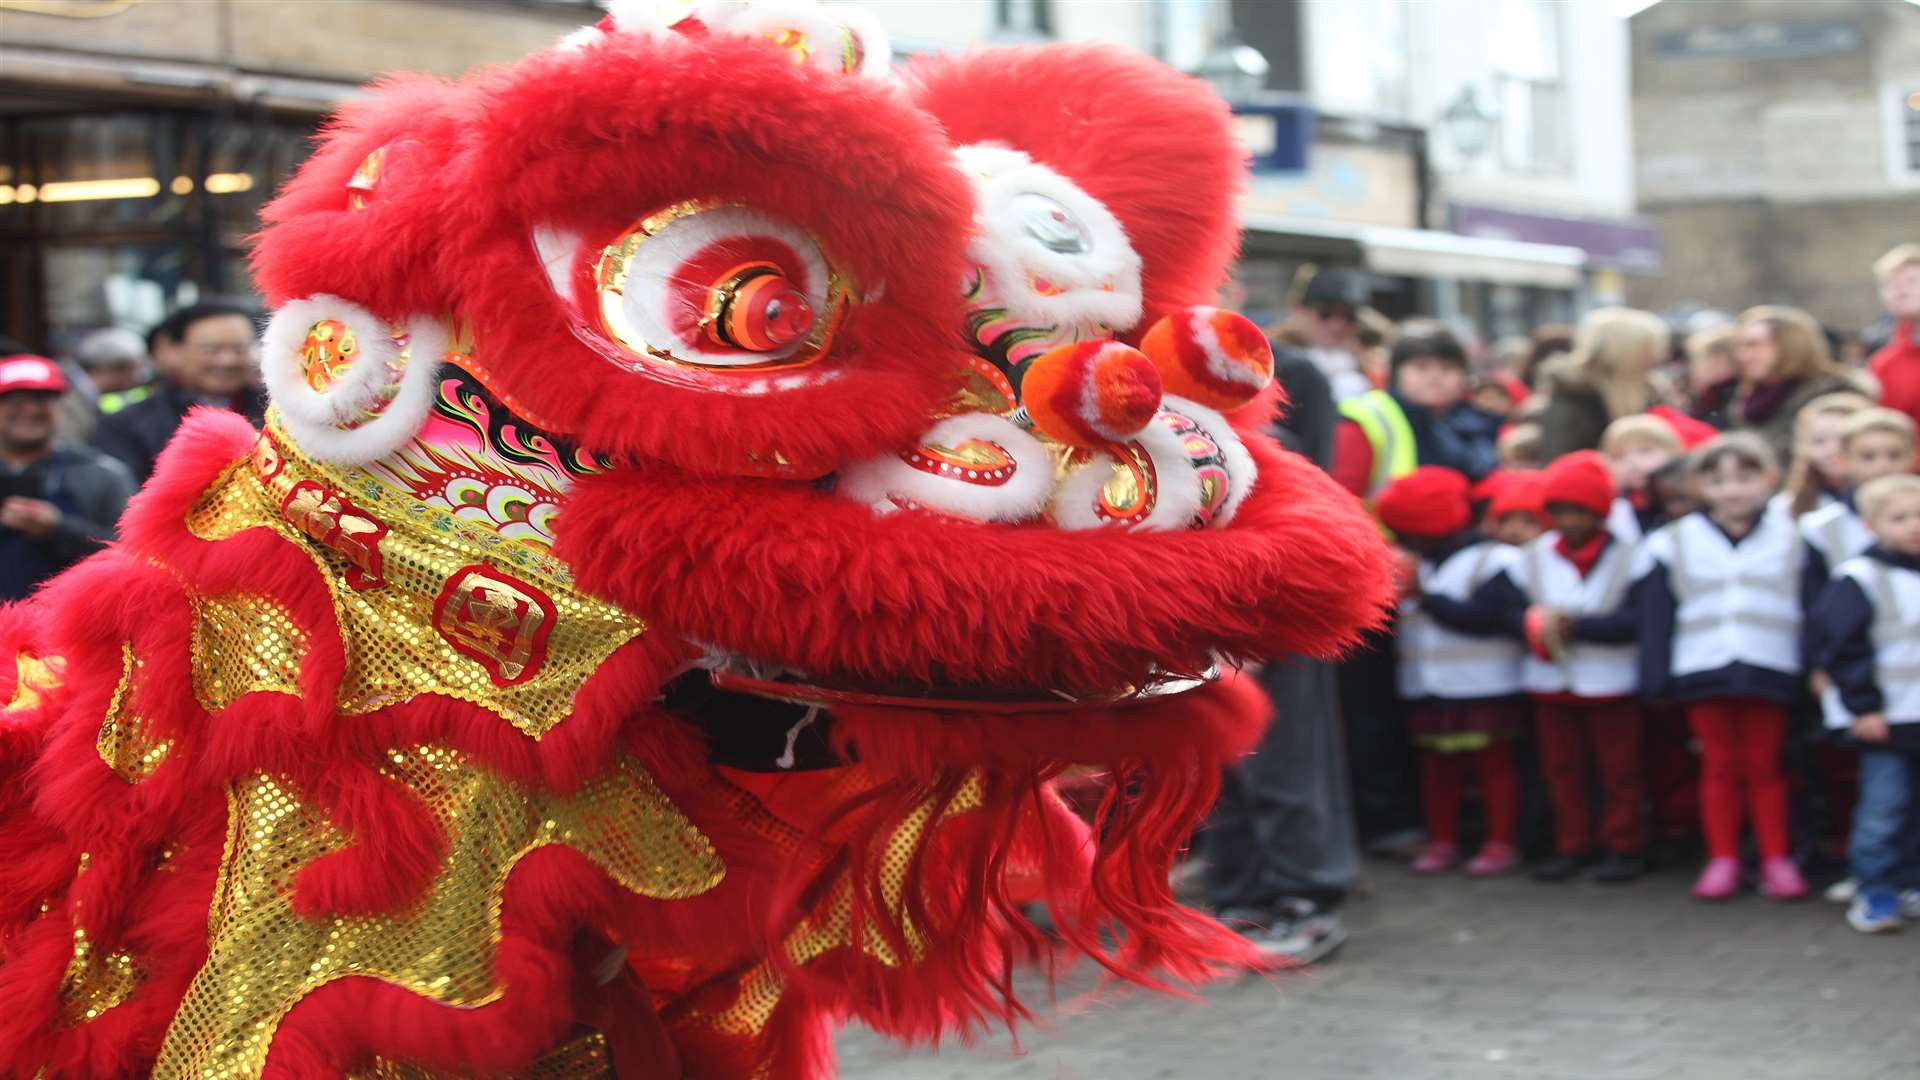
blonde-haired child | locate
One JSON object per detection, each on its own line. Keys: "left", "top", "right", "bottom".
{"left": 1801, "top": 408, "right": 1920, "bottom": 610}
{"left": 1867, "top": 244, "right": 1920, "bottom": 429}
{"left": 1781, "top": 392, "right": 1875, "bottom": 520}
{"left": 1600, "top": 415, "right": 1681, "bottom": 542}
{"left": 1807, "top": 472, "right": 1920, "bottom": 931}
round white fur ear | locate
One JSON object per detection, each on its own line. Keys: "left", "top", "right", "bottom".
{"left": 260, "top": 296, "right": 446, "bottom": 466}
{"left": 838, "top": 413, "right": 1053, "bottom": 523}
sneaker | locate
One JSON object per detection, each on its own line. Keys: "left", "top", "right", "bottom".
{"left": 1759, "top": 856, "right": 1809, "bottom": 901}
{"left": 1824, "top": 877, "right": 1858, "bottom": 904}
{"left": 1691, "top": 857, "right": 1741, "bottom": 901}
{"left": 1365, "top": 828, "right": 1429, "bottom": 860}
{"left": 1465, "top": 842, "right": 1521, "bottom": 877}
{"left": 1530, "top": 852, "right": 1588, "bottom": 883}
{"left": 1410, "top": 841, "right": 1461, "bottom": 875}
{"left": 1900, "top": 889, "right": 1920, "bottom": 920}
{"left": 1847, "top": 891, "right": 1903, "bottom": 934}
{"left": 1589, "top": 850, "right": 1646, "bottom": 884}
{"left": 1251, "top": 899, "right": 1348, "bottom": 965}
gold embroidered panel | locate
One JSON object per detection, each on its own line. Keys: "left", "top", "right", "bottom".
{"left": 192, "top": 594, "right": 308, "bottom": 713}
{"left": 183, "top": 422, "right": 646, "bottom": 739}
{"left": 97, "top": 643, "right": 171, "bottom": 783}
{"left": 347, "top": 1030, "right": 611, "bottom": 1079}
{"left": 153, "top": 747, "right": 723, "bottom": 1080}
{"left": 59, "top": 925, "right": 143, "bottom": 1026}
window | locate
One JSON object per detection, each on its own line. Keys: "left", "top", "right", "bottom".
{"left": 1882, "top": 82, "right": 1920, "bottom": 185}
{"left": 1489, "top": 0, "right": 1569, "bottom": 174}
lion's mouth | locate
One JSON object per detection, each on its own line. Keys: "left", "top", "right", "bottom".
{"left": 694, "top": 652, "right": 1217, "bottom": 714}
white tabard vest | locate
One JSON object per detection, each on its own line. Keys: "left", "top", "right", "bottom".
{"left": 1821, "top": 556, "right": 1920, "bottom": 729}
{"left": 1398, "top": 541, "right": 1525, "bottom": 701}
{"left": 1517, "top": 531, "right": 1639, "bottom": 697}
{"left": 1799, "top": 501, "right": 1873, "bottom": 569}
{"left": 1638, "top": 513, "right": 1803, "bottom": 680}
{"left": 1605, "top": 498, "right": 1641, "bottom": 545}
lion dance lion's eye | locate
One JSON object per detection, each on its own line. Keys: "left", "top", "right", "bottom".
{"left": 588, "top": 202, "right": 851, "bottom": 370}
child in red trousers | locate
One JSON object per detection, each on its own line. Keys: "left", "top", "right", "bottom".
{"left": 1378, "top": 467, "right": 1528, "bottom": 877}
{"left": 1636, "top": 433, "right": 1810, "bottom": 901}
{"left": 1499, "top": 450, "right": 1648, "bottom": 884}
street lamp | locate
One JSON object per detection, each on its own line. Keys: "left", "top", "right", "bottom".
{"left": 1440, "top": 85, "right": 1498, "bottom": 164}
{"left": 1193, "top": 34, "right": 1270, "bottom": 104}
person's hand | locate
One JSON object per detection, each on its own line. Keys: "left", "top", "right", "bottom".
{"left": 0, "top": 497, "right": 60, "bottom": 539}
{"left": 1852, "top": 713, "right": 1891, "bottom": 744}
{"left": 1809, "top": 670, "right": 1832, "bottom": 696}
{"left": 1549, "top": 609, "right": 1577, "bottom": 643}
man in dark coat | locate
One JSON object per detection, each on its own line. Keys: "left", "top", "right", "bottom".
{"left": 94, "top": 301, "right": 267, "bottom": 484}
{"left": 1196, "top": 345, "right": 1359, "bottom": 964}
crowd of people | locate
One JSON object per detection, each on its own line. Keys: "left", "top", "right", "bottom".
{"left": 1201, "top": 245, "right": 1920, "bottom": 964}
{"left": 0, "top": 302, "right": 265, "bottom": 604}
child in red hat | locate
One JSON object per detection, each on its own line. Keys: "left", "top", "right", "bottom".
{"left": 1377, "top": 466, "right": 1528, "bottom": 876}
{"left": 1499, "top": 450, "right": 1649, "bottom": 883}
{"left": 1481, "top": 470, "right": 1550, "bottom": 548}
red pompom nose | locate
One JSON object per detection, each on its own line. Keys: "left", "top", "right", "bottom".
{"left": 712, "top": 269, "right": 815, "bottom": 352}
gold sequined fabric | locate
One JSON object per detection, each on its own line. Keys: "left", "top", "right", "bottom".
{"left": 4, "top": 651, "right": 62, "bottom": 714}
{"left": 192, "top": 594, "right": 308, "bottom": 713}
{"left": 347, "top": 1030, "right": 611, "bottom": 1079}
{"left": 153, "top": 747, "right": 721, "bottom": 1079}
{"left": 58, "top": 926, "right": 144, "bottom": 1026}
{"left": 184, "top": 420, "right": 646, "bottom": 738}
{"left": 97, "top": 643, "right": 171, "bottom": 783}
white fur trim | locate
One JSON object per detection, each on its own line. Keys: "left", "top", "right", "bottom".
{"left": 262, "top": 298, "right": 446, "bottom": 466}
{"left": 838, "top": 413, "right": 1052, "bottom": 523}
{"left": 1188, "top": 307, "right": 1269, "bottom": 391}
{"left": 531, "top": 225, "right": 582, "bottom": 300}
{"left": 556, "top": 24, "right": 604, "bottom": 51}
{"left": 261, "top": 296, "right": 402, "bottom": 429}
{"left": 1161, "top": 394, "right": 1258, "bottom": 527}
{"left": 956, "top": 143, "right": 1142, "bottom": 336}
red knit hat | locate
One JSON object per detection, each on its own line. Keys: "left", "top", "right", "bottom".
{"left": 1648, "top": 405, "right": 1716, "bottom": 450}
{"left": 1487, "top": 470, "right": 1549, "bottom": 525}
{"left": 1375, "top": 466, "right": 1472, "bottom": 538}
{"left": 1541, "top": 450, "right": 1615, "bottom": 516}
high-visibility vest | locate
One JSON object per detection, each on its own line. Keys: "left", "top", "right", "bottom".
{"left": 1516, "top": 531, "right": 1639, "bottom": 697}
{"left": 97, "top": 384, "right": 154, "bottom": 415}
{"left": 1798, "top": 501, "right": 1873, "bottom": 569}
{"left": 1337, "top": 389, "right": 1417, "bottom": 496}
{"left": 1639, "top": 513, "right": 1802, "bottom": 679}
{"left": 1823, "top": 556, "right": 1920, "bottom": 728}
{"left": 1398, "top": 541, "right": 1526, "bottom": 701}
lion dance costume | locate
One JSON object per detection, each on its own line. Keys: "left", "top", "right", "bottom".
{"left": 0, "top": 2, "right": 1393, "bottom": 1076}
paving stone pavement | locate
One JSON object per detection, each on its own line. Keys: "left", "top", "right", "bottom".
{"left": 834, "top": 864, "right": 1920, "bottom": 1079}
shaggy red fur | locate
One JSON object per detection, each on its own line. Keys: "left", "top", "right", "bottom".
{"left": 251, "top": 31, "right": 980, "bottom": 480}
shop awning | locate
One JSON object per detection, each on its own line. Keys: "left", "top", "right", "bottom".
{"left": 1241, "top": 214, "right": 1588, "bottom": 289}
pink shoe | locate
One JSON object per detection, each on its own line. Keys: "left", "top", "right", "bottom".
{"left": 1692, "top": 857, "right": 1741, "bottom": 900}
{"left": 1760, "top": 856, "right": 1809, "bottom": 900}
{"left": 1465, "top": 842, "right": 1520, "bottom": 877}
{"left": 1410, "top": 841, "right": 1461, "bottom": 875}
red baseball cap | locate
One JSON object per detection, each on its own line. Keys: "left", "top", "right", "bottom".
{"left": 0, "top": 354, "right": 67, "bottom": 396}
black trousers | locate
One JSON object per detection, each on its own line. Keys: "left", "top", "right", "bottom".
{"left": 1199, "top": 657, "right": 1359, "bottom": 912}
{"left": 1338, "top": 628, "right": 1423, "bottom": 844}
